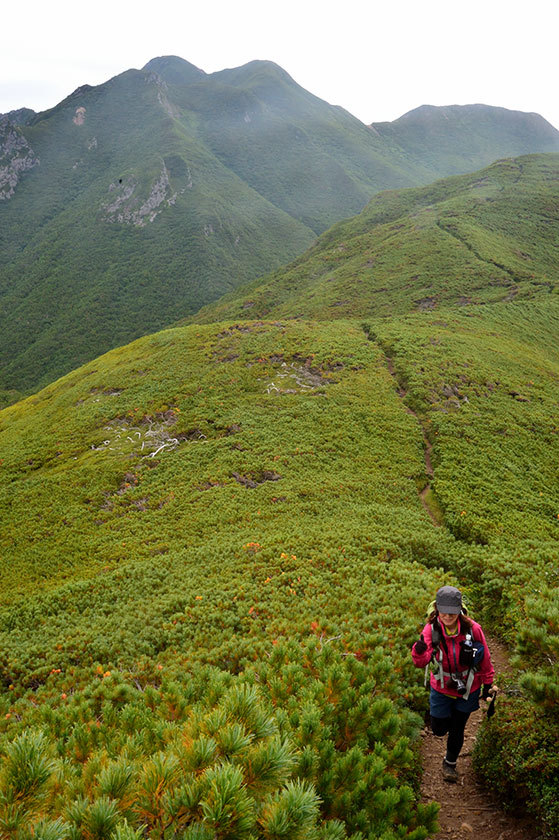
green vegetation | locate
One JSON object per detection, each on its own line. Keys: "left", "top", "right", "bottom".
{"left": 1, "top": 319, "right": 452, "bottom": 838}
{"left": 0, "top": 68, "right": 315, "bottom": 395}
{"left": 2, "top": 152, "right": 559, "bottom": 834}
{"left": 192, "top": 154, "right": 559, "bottom": 324}
{"left": 372, "top": 103, "right": 559, "bottom": 177}
{"left": 367, "top": 300, "right": 559, "bottom": 833}
{"left": 0, "top": 389, "right": 23, "bottom": 411}
{"left": 1, "top": 302, "right": 558, "bottom": 833}
{"left": 2, "top": 56, "right": 559, "bottom": 396}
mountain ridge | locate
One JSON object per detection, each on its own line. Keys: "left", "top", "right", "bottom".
{"left": 371, "top": 102, "right": 559, "bottom": 177}
{"left": 2, "top": 56, "right": 559, "bottom": 398}
{"left": 189, "top": 153, "right": 559, "bottom": 325}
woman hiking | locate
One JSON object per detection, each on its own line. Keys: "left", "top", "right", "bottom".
{"left": 411, "top": 585, "right": 495, "bottom": 782}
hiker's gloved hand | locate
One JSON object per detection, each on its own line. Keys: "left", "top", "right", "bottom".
{"left": 482, "top": 683, "right": 494, "bottom": 700}
{"left": 414, "top": 633, "right": 427, "bottom": 654}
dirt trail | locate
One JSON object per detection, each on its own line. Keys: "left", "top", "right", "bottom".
{"left": 381, "top": 344, "right": 538, "bottom": 836}
{"left": 385, "top": 356, "right": 439, "bottom": 526}
{"left": 420, "top": 637, "right": 536, "bottom": 839}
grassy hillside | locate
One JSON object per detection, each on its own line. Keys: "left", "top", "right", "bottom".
{"left": 370, "top": 300, "right": 559, "bottom": 833}
{"left": 1, "top": 300, "right": 558, "bottom": 833}
{"left": 183, "top": 155, "right": 559, "bottom": 832}
{"left": 191, "top": 154, "right": 559, "bottom": 323}
{"left": 0, "top": 319, "right": 453, "bottom": 838}
{"left": 2, "top": 146, "right": 559, "bottom": 833}
{"left": 2, "top": 57, "right": 559, "bottom": 397}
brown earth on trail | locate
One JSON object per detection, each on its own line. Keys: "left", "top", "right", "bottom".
{"left": 420, "top": 637, "right": 536, "bottom": 839}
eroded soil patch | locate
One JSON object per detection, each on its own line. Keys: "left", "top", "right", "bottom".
{"left": 232, "top": 470, "right": 282, "bottom": 488}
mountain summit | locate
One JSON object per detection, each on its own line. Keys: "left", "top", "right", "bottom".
{"left": 142, "top": 55, "right": 206, "bottom": 83}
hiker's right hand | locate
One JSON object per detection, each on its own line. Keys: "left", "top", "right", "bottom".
{"left": 414, "top": 633, "right": 427, "bottom": 654}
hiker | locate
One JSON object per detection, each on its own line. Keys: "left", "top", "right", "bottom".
{"left": 411, "top": 585, "right": 495, "bottom": 782}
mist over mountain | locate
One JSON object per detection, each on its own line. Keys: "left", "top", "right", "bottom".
{"left": 2, "top": 55, "right": 559, "bottom": 397}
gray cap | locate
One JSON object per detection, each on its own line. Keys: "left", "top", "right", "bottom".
{"left": 436, "top": 585, "right": 463, "bottom": 614}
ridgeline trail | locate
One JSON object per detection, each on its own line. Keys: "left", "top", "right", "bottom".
{"left": 384, "top": 354, "right": 441, "bottom": 527}
{"left": 380, "top": 344, "right": 538, "bottom": 837}
{"left": 420, "top": 637, "right": 536, "bottom": 840}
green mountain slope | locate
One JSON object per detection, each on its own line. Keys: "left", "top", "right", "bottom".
{"left": 157, "top": 57, "right": 423, "bottom": 232}
{"left": 0, "top": 319, "right": 451, "bottom": 837}
{"left": 0, "top": 70, "right": 315, "bottom": 393}
{"left": 2, "top": 57, "right": 559, "bottom": 397}
{"left": 1, "top": 151, "right": 559, "bottom": 832}
{"left": 191, "top": 153, "right": 559, "bottom": 323}
{"left": 372, "top": 103, "right": 559, "bottom": 176}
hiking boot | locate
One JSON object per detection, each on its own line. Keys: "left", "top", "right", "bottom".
{"left": 442, "top": 758, "right": 458, "bottom": 783}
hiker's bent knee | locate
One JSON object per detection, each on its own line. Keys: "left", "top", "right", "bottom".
{"left": 431, "top": 715, "right": 451, "bottom": 736}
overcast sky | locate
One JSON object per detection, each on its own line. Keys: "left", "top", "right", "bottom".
{"left": 2, "top": 0, "right": 558, "bottom": 129}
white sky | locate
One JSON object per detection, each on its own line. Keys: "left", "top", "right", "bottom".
{"left": 2, "top": 0, "right": 558, "bottom": 129}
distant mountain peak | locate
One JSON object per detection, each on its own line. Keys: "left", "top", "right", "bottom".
{"left": 233, "top": 59, "right": 292, "bottom": 76}
{"left": 213, "top": 59, "right": 298, "bottom": 88}
{"left": 391, "top": 102, "right": 555, "bottom": 128}
{"left": 371, "top": 103, "right": 559, "bottom": 177}
{"left": 142, "top": 56, "right": 206, "bottom": 84}
{"left": 67, "top": 84, "right": 95, "bottom": 100}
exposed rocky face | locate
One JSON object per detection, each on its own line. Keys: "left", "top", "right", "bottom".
{"left": 0, "top": 119, "right": 39, "bottom": 200}
{"left": 102, "top": 164, "right": 178, "bottom": 226}
{"left": 146, "top": 72, "right": 181, "bottom": 119}
{"left": 0, "top": 108, "right": 35, "bottom": 126}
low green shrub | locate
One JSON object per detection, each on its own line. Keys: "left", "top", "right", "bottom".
{"left": 474, "top": 694, "right": 559, "bottom": 838}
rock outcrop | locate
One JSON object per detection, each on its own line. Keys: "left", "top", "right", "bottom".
{"left": 0, "top": 119, "right": 39, "bottom": 200}
{"left": 103, "top": 164, "right": 177, "bottom": 226}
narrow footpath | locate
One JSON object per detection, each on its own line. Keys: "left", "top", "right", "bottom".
{"left": 385, "top": 355, "right": 440, "bottom": 526}
{"left": 420, "top": 638, "right": 537, "bottom": 840}
{"left": 376, "top": 346, "right": 539, "bottom": 837}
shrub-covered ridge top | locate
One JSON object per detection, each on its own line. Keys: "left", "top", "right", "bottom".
{"left": 0, "top": 318, "right": 456, "bottom": 838}
{"left": 192, "top": 153, "right": 559, "bottom": 324}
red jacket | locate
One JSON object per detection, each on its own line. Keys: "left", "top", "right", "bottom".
{"left": 411, "top": 618, "right": 494, "bottom": 697}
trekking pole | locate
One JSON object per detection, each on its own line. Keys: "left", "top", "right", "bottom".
{"left": 486, "top": 692, "right": 496, "bottom": 719}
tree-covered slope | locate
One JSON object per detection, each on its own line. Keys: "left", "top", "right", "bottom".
{"left": 191, "top": 154, "right": 559, "bottom": 323}
{"left": 2, "top": 56, "right": 559, "bottom": 397}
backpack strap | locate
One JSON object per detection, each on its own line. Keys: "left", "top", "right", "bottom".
{"left": 428, "top": 617, "right": 481, "bottom": 698}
